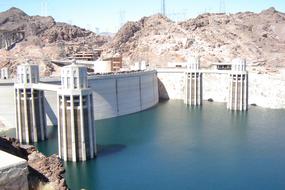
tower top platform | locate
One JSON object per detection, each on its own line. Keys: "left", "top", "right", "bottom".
{"left": 186, "top": 56, "right": 200, "bottom": 71}
{"left": 16, "top": 63, "right": 39, "bottom": 85}
{"left": 231, "top": 58, "right": 247, "bottom": 72}
{"left": 60, "top": 61, "right": 88, "bottom": 90}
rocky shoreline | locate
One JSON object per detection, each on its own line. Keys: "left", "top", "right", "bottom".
{"left": 0, "top": 136, "right": 68, "bottom": 190}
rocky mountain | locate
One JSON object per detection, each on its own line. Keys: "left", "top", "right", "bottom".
{"left": 0, "top": 7, "right": 108, "bottom": 46}
{"left": 0, "top": 7, "right": 109, "bottom": 76}
{"left": 1, "top": 7, "right": 285, "bottom": 75}
{"left": 105, "top": 7, "right": 285, "bottom": 73}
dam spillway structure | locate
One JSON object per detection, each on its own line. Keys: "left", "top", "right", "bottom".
{"left": 184, "top": 57, "right": 203, "bottom": 106}
{"left": 57, "top": 63, "right": 97, "bottom": 162}
{"left": 227, "top": 58, "right": 248, "bottom": 111}
{"left": 14, "top": 63, "right": 47, "bottom": 143}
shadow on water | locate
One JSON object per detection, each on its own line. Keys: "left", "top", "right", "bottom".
{"left": 46, "top": 125, "right": 58, "bottom": 139}
{"left": 32, "top": 126, "right": 58, "bottom": 156}
{"left": 96, "top": 144, "right": 126, "bottom": 157}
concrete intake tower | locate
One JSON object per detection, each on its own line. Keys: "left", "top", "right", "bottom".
{"left": 227, "top": 58, "right": 248, "bottom": 111}
{"left": 184, "top": 57, "right": 203, "bottom": 106}
{"left": 14, "top": 63, "right": 47, "bottom": 143}
{"left": 57, "top": 63, "right": 97, "bottom": 162}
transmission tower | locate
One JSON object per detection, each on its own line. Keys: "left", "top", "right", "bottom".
{"left": 41, "top": 0, "right": 48, "bottom": 16}
{"left": 95, "top": 27, "right": 100, "bottom": 34}
{"left": 219, "top": 0, "right": 226, "bottom": 13}
{"left": 161, "top": 0, "right": 166, "bottom": 16}
{"left": 119, "top": 10, "right": 126, "bottom": 28}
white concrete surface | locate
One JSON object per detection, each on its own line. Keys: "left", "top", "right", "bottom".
{"left": 0, "top": 150, "right": 28, "bottom": 190}
{"left": 94, "top": 61, "right": 112, "bottom": 73}
{"left": 157, "top": 68, "right": 285, "bottom": 109}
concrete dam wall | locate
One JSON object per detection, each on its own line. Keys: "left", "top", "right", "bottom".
{"left": 0, "top": 70, "right": 159, "bottom": 128}
{"left": 157, "top": 68, "right": 285, "bottom": 109}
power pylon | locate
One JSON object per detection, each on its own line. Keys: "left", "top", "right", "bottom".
{"left": 219, "top": 0, "right": 226, "bottom": 13}
{"left": 161, "top": 0, "right": 166, "bottom": 16}
{"left": 41, "top": 0, "right": 48, "bottom": 16}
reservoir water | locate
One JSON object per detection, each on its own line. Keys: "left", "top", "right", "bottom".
{"left": 3, "top": 100, "right": 285, "bottom": 190}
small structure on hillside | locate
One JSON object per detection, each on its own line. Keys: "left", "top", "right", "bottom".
{"left": 103, "top": 56, "right": 123, "bottom": 72}
{"left": 74, "top": 51, "right": 98, "bottom": 61}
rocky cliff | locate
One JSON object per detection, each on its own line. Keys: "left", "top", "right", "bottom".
{"left": 0, "top": 136, "right": 68, "bottom": 190}
{"left": 105, "top": 7, "right": 285, "bottom": 73}
{"left": 0, "top": 7, "right": 109, "bottom": 76}
{"left": 1, "top": 7, "right": 285, "bottom": 75}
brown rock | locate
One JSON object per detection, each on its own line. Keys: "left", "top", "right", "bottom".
{"left": 0, "top": 136, "right": 69, "bottom": 190}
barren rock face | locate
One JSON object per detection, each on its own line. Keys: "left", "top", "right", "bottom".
{"left": 39, "top": 23, "right": 92, "bottom": 43}
{"left": 105, "top": 7, "right": 285, "bottom": 72}
{"left": 0, "top": 7, "right": 55, "bottom": 35}
{"left": 0, "top": 136, "right": 68, "bottom": 190}
{"left": 0, "top": 7, "right": 110, "bottom": 76}
{"left": 1, "top": 7, "right": 285, "bottom": 75}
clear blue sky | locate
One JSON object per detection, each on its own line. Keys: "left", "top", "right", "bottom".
{"left": 0, "top": 0, "right": 285, "bottom": 33}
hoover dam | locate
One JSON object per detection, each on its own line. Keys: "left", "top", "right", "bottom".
{"left": 0, "top": 70, "right": 159, "bottom": 129}
{"left": 1, "top": 62, "right": 285, "bottom": 131}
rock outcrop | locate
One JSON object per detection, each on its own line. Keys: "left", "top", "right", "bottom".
{"left": 105, "top": 7, "right": 285, "bottom": 73}
{"left": 0, "top": 136, "right": 68, "bottom": 190}
{"left": 0, "top": 7, "right": 110, "bottom": 76}
{"left": 0, "top": 7, "right": 108, "bottom": 45}
{"left": 1, "top": 7, "right": 285, "bottom": 75}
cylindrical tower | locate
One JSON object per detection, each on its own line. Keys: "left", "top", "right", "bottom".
{"left": 227, "top": 58, "right": 248, "bottom": 111}
{"left": 184, "top": 56, "right": 203, "bottom": 105}
{"left": 14, "top": 63, "right": 47, "bottom": 143}
{"left": 57, "top": 63, "right": 96, "bottom": 162}
{"left": 0, "top": 67, "right": 9, "bottom": 79}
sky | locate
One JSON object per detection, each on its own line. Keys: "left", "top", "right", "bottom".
{"left": 0, "top": 0, "right": 285, "bottom": 33}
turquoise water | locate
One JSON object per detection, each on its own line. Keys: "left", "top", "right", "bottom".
{"left": 3, "top": 100, "right": 285, "bottom": 190}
